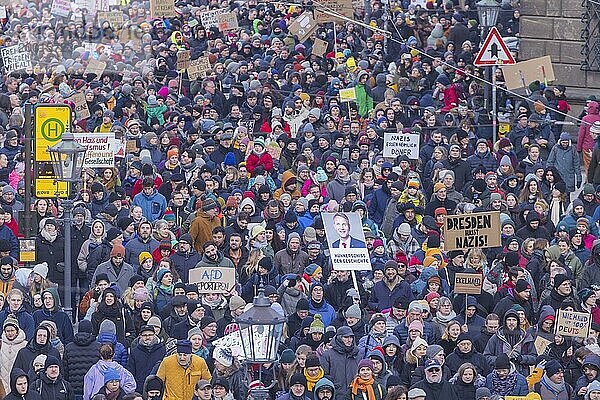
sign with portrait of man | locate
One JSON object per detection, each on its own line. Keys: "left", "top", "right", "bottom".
{"left": 323, "top": 212, "right": 371, "bottom": 271}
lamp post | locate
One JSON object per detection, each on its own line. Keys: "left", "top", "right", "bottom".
{"left": 47, "top": 133, "right": 88, "bottom": 319}
{"left": 477, "top": 0, "right": 501, "bottom": 113}
{"left": 236, "top": 288, "right": 287, "bottom": 400}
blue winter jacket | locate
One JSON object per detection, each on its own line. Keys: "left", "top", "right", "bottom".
{"left": 132, "top": 189, "right": 167, "bottom": 222}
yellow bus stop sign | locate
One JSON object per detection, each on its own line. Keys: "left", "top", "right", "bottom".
{"left": 35, "top": 105, "right": 71, "bottom": 162}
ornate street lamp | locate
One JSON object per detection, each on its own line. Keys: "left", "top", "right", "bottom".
{"left": 477, "top": 0, "right": 501, "bottom": 30}
{"left": 236, "top": 288, "right": 286, "bottom": 400}
{"left": 47, "top": 132, "right": 88, "bottom": 319}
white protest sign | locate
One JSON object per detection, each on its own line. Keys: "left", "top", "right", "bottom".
{"left": 212, "top": 331, "right": 245, "bottom": 359}
{"left": 323, "top": 212, "right": 371, "bottom": 271}
{"left": 189, "top": 266, "right": 236, "bottom": 293}
{"left": 200, "top": 8, "right": 229, "bottom": 28}
{"left": 73, "top": 133, "right": 118, "bottom": 168}
{"left": 0, "top": 6, "right": 8, "bottom": 18}
{"left": 216, "top": 11, "right": 239, "bottom": 31}
{"left": 383, "top": 132, "right": 420, "bottom": 159}
{"left": 1, "top": 44, "right": 31, "bottom": 74}
{"left": 51, "top": 0, "right": 71, "bottom": 17}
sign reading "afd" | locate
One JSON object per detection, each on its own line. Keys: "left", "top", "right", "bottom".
{"left": 189, "top": 266, "right": 236, "bottom": 294}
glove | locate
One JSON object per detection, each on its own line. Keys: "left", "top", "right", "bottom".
{"left": 511, "top": 354, "right": 523, "bottom": 363}
{"left": 287, "top": 278, "right": 296, "bottom": 287}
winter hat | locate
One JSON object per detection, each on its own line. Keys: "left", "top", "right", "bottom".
{"left": 229, "top": 295, "right": 246, "bottom": 311}
{"left": 504, "top": 251, "right": 520, "bottom": 267}
{"left": 3, "top": 314, "right": 19, "bottom": 330}
{"left": 296, "top": 298, "right": 310, "bottom": 311}
{"left": 579, "top": 288, "right": 595, "bottom": 303}
{"left": 111, "top": 244, "right": 125, "bottom": 257}
{"left": 201, "top": 198, "right": 218, "bottom": 212}
{"left": 33, "top": 262, "right": 49, "bottom": 279}
{"left": 370, "top": 313, "right": 386, "bottom": 327}
{"left": 148, "top": 316, "right": 162, "bottom": 329}
{"left": 495, "top": 353, "right": 511, "bottom": 369}
{"left": 357, "top": 358, "right": 374, "bottom": 371}
{"left": 290, "top": 372, "right": 307, "bottom": 388}
{"left": 408, "top": 320, "right": 424, "bottom": 335}
{"left": 200, "top": 316, "right": 216, "bottom": 330}
{"left": 545, "top": 359, "right": 563, "bottom": 377}
{"left": 426, "top": 344, "right": 444, "bottom": 359}
{"left": 280, "top": 349, "right": 296, "bottom": 364}
{"left": 553, "top": 274, "right": 570, "bottom": 289}
{"left": 187, "top": 326, "right": 202, "bottom": 340}
{"left": 45, "top": 355, "right": 61, "bottom": 370}
{"left": 425, "top": 292, "right": 441, "bottom": 303}
{"left": 345, "top": 304, "right": 361, "bottom": 319}
{"left": 213, "top": 346, "right": 234, "bottom": 367}
{"left": 309, "top": 314, "right": 325, "bottom": 334}
{"left": 408, "top": 388, "right": 427, "bottom": 399}
{"left": 139, "top": 252, "right": 153, "bottom": 265}
{"left": 475, "top": 387, "right": 492, "bottom": 400}
{"left": 99, "top": 319, "right": 117, "bottom": 335}
{"left": 410, "top": 337, "right": 428, "bottom": 352}
{"left": 305, "top": 353, "right": 321, "bottom": 368}
{"left": 515, "top": 279, "right": 531, "bottom": 293}
{"left": 304, "top": 263, "right": 322, "bottom": 278}
{"left": 176, "top": 340, "right": 193, "bottom": 354}
{"left": 103, "top": 368, "right": 121, "bottom": 384}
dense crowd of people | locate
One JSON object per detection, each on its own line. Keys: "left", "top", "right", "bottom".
{"left": 0, "top": 0, "right": 600, "bottom": 400}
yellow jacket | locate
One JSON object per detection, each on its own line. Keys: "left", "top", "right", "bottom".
{"left": 157, "top": 354, "right": 212, "bottom": 400}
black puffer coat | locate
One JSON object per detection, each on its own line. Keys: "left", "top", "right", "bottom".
{"left": 62, "top": 321, "right": 101, "bottom": 396}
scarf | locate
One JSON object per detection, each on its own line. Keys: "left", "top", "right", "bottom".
{"left": 304, "top": 367, "right": 324, "bottom": 391}
{"left": 105, "top": 388, "right": 121, "bottom": 400}
{"left": 350, "top": 376, "right": 376, "bottom": 400}
{"left": 435, "top": 310, "right": 457, "bottom": 324}
{"left": 490, "top": 370, "right": 518, "bottom": 396}
{"left": 41, "top": 229, "right": 57, "bottom": 243}
{"left": 550, "top": 197, "right": 563, "bottom": 225}
{"left": 540, "top": 374, "right": 566, "bottom": 395}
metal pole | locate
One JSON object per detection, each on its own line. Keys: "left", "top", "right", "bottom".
{"left": 24, "top": 105, "right": 33, "bottom": 239}
{"left": 333, "top": 21, "right": 337, "bottom": 56}
{"left": 492, "top": 65, "right": 497, "bottom": 145}
{"left": 63, "top": 198, "right": 73, "bottom": 319}
{"left": 482, "top": 26, "right": 490, "bottom": 112}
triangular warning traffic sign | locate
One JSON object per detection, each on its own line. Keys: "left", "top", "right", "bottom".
{"left": 474, "top": 27, "right": 516, "bottom": 66}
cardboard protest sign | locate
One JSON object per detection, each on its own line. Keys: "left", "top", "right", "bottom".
{"left": 97, "top": 11, "right": 124, "bottom": 28}
{"left": 1, "top": 44, "right": 32, "bottom": 74}
{"left": 176, "top": 50, "right": 191, "bottom": 71}
{"left": 189, "top": 266, "right": 236, "bottom": 293}
{"left": 187, "top": 57, "right": 211, "bottom": 80}
{"left": 288, "top": 12, "right": 317, "bottom": 42}
{"left": 84, "top": 59, "right": 106, "bottom": 78}
{"left": 534, "top": 336, "right": 551, "bottom": 356}
{"left": 216, "top": 12, "right": 239, "bottom": 31}
{"left": 69, "top": 92, "right": 90, "bottom": 120}
{"left": 125, "top": 140, "right": 139, "bottom": 153}
{"left": 50, "top": 0, "right": 71, "bottom": 17}
{"left": 444, "top": 211, "right": 501, "bottom": 251}
{"left": 339, "top": 87, "right": 356, "bottom": 102}
{"left": 454, "top": 273, "right": 483, "bottom": 295}
{"left": 73, "top": 133, "right": 117, "bottom": 168}
{"left": 150, "top": 0, "right": 174, "bottom": 18}
{"left": 312, "top": 38, "right": 328, "bottom": 57}
{"left": 323, "top": 212, "right": 371, "bottom": 271}
{"left": 383, "top": 132, "right": 420, "bottom": 159}
{"left": 500, "top": 56, "right": 555, "bottom": 90}
{"left": 200, "top": 8, "right": 229, "bottom": 29}
{"left": 314, "top": 0, "right": 353, "bottom": 23}
{"left": 555, "top": 309, "right": 591, "bottom": 338}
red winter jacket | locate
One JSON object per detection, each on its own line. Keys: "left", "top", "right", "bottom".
{"left": 246, "top": 151, "right": 274, "bottom": 173}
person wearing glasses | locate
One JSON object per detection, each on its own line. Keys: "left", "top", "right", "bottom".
{"left": 410, "top": 359, "right": 459, "bottom": 400}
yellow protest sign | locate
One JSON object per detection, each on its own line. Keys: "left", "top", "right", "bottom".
{"left": 339, "top": 87, "right": 356, "bottom": 102}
